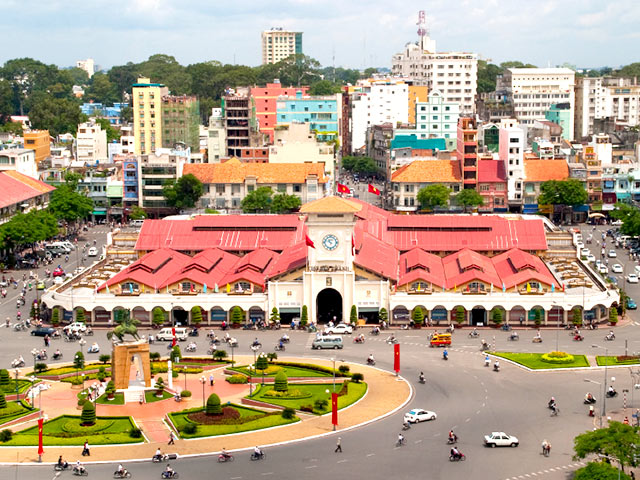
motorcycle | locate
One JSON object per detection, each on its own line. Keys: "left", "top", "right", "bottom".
{"left": 584, "top": 396, "right": 597, "bottom": 404}
{"left": 274, "top": 344, "right": 285, "bottom": 352}
{"left": 402, "top": 422, "right": 411, "bottom": 431}
{"left": 353, "top": 336, "right": 365, "bottom": 344}
{"left": 501, "top": 324, "right": 512, "bottom": 331}
{"left": 386, "top": 336, "right": 398, "bottom": 345}
{"left": 447, "top": 435, "right": 458, "bottom": 445}
{"left": 480, "top": 342, "right": 490, "bottom": 351}
{"left": 573, "top": 335, "right": 584, "bottom": 342}
{"left": 279, "top": 336, "right": 290, "bottom": 344}
{"left": 606, "top": 390, "right": 618, "bottom": 398}
{"left": 250, "top": 451, "right": 266, "bottom": 461}
{"left": 185, "top": 344, "right": 196, "bottom": 353}
{"left": 13, "top": 322, "right": 24, "bottom": 331}
{"left": 188, "top": 329, "right": 199, "bottom": 337}
{"left": 217, "top": 454, "right": 234, "bottom": 463}
{"left": 52, "top": 352, "right": 63, "bottom": 360}
{"left": 72, "top": 466, "right": 89, "bottom": 476}
{"left": 370, "top": 328, "right": 380, "bottom": 336}
{"left": 152, "top": 454, "right": 176, "bottom": 463}
{"left": 493, "top": 364, "right": 500, "bottom": 372}
{"left": 418, "top": 375, "right": 425, "bottom": 384}
{"left": 160, "top": 472, "right": 178, "bottom": 479}
{"left": 11, "top": 358, "right": 25, "bottom": 368}
{"left": 532, "top": 337, "right": 543, "bottom": 343}
{"left": 442, "top": 352, "right": 448, "bottom": 361}
{"left": 84, "top": 328, "right": 94, "bottom": 336}
{"left": 605, "top": 334, "right": 615, "bottom": 341}
{"left": 468, "top": 331, "right": 479, "bottom": 338}
{"left": 508, "top": 333, "right": 519, "bottom": 341}
{"left": 113, "top": 469, "right": 132, "bottom": 478}
{"left": 54, "top": 463, "right": 70, "bottom": 471}
{"left": 449, "top": 453, "right": 466, "bottom": 462}
{"left": 366, "top": 358, "right": 376, "bottom": 366}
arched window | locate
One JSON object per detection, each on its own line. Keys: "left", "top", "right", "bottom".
{"left": 411, "top": 281, "right": 429, "bottom": 292}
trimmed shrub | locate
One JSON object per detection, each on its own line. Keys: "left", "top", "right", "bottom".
{"left": 180, "top": 390, "right": 192, "bottom": 398}
{"left": 609, "top": 306, "right": 618, "bottom": 324}
{"left": 226, "top": 374, "right": 248, "bottom": 384}
{"left": 269, "top": 307, "right": 280, "bottom": 325}
{"left": 149, "top": 352, "right": 161, "bottom": 361}
{"left": 152, "top": 307, "right": 165, "bottom": 327}
{"left": 99, "top": 354, "right": 111, "bottom": 364}
{"left": 351, "top": 373, "right": 364, "bottom": 383}
{"left": 154, "top": 377, "right": 164, "bottom": 396}
{"left": 256, "top": 353, "right": 268, "bottom": 371}
{"left": 75, "top": 308, "right": 86, "bottom": 324}
{"left": 300, "top": 305, "right": 308, "bottom": 326}
{"left": 0, "top": 369, "right": 9, "bottom": 386}
{"left": 379, "top": 307, "right": 388, "bottom": 324}
{"left": 350, "top": 305, "right": 357, "bottom": 325}
{"left": 0, "top": 393, "right": 6, "bottom": 409}
{"left": 171, "top": 345, "right": 182, "bottom": 362}
{"left": 412, "top": 306, "right": 424, "bottom": 326}
{"left": 267, "top": 352, "right": 278, "bottom": 363}
{"left": 491, "top": 308, "right": 503, "bottom": 325}
{"left": 34, "top": 362, "right": 47, "bottom": 374}
{"left": 231, "top": 306, "right": 243, "bottom": 326}
{"left": 281, "top": 407, "right": 295, "bottom": 419}
{"left": 455, "top": 306, "right": 465, "bottom": 325}
{"left": 274, "top": 371, "right": 288, "bottom": 392}
{"left": 338, "top": 365, "right": 350, "bottom": 374}
{"left": 212, "top": 349, "right": 226, "bottom": 361}
{"left": 51, "top": 308, "right": 60, "bottom": 327}
{"left": 541, "top": 351, "right": 575, "bottom": 364}
{"left": 0, "top": 429, "right": 12, "bottom": 442}
{"left": 533, "top": 308, "right": 542, "bottom": 326}
{"left": 129, "top": 427, "right": 142, "bottom": 438}
{"left": 191, "top": 306, "right": 202, "bottom": 326}
{"left": 80, "top": 401, "right": 96, "bottom": 426}
{"left": 572, "top": 307, "right": 583, "bottom": 325}
{"left": 182, "top": 423, "right": 197, "bottom": 434}
{"left": 314, "top": 399, "right": 328, "bottom": 411}
{"left": 206, "top": 393, "right": 222, "bottom": 415}
{"left": 73, "top": 352, "right": 85, "bottom": 370}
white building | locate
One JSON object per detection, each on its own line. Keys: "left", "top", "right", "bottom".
{"left": 76, "top": 58, "right": 95, "bottom": 78}
{"left": 415, "top": 90, "right": 460, "bottom": 141}
{"left": 391, "top": 30, "right": 477, "bottom": 115}
{"left": 592, "top": 133, "right": 613, "bottom": 167}
{"left": 350, "top": 80, "right": 409, "bottom": 151}
{"left": 0, "top": 148, "right": 38, "bottom": 179}
{"left": 77, "top": 121, "right": 107, "bottom": 164}
{"left": 574, "top": 77, "right": 640, "bottom": 139}
{"left": 499, "top": 68, "right": 575, "bottom": 138}
{"left": 269, "top": 122, "right": 335, "bottom": 177}
{"left": 261, "top": 28, "right": 302, "bottom": 65}
{"left": 207, "top": 108, "right": 226, "bottom": 163}
{"left": 119, "top": 125, "right": 135, "bottom": 156}
{"left": 498, "top": 119, "right": 526, "bottom": 206}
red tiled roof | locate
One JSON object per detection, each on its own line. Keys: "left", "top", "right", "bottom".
{"left": 524, "top": 159, "right": 569, "bottom": 182}
{"left": 0, "top": 171, "right": 55, "bottom": 209}
{"left": 354, "top": 232, "right": 398, "bottom": 280}
{"left": 491, "top": 249, "right": 558, "bottom": 289}
{"left": 391, "top": 160, "right": 461, "bottom": 183}
{"left": 478, "top": 159, "right": 507, "bottom": 183}
{"left": 398, "top": 248, "right": 445, "bottom": 287}
{"left": 163, "top": 248, "right": 239, "bottom": 288}
{"left": 219, "top": 248, "right": 280, "bottom": 287}
{"left": 267, "top": 242, "right": 307, "bottom": 278}
{"left": 442, "top": 248, "right": 501, "bottom": 289}
{"left": 183, "top": 158, "right": 327, "bottom": 184}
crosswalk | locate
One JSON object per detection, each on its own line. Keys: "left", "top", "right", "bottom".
{"left": 504, "top": 461, "right": 586, "bottom": 480}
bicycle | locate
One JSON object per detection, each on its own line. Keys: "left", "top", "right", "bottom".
{"left": 395, "top": 437, "right": 407, "bottom": 447}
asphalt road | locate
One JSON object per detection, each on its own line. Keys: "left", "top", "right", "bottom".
{"left": 4, "top": 224, "right": 640, "bottom": 480}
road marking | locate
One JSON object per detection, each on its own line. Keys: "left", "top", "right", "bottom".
{"left": 337, "top": 459, "right": 348, "bottom": 463}
{"left": 309, "top": 458, "right": 318, "bottom": 462}
{"left": 231, "top": 477, "right": 243, "bottom": 479}
{"left": 261, "top": 473, "right": 274, "bottom": 476}
{"left": 482, "top": 403, "right": 485, "bottom": 407}
{"left": 465, "top": 417, "right": 471, "bottom": 422}
{"left": 476, "top": 410, "right": 480, "bottom": 414}
{"left": 414, "top": 439, "right": 423, "bottom": 444}
{"left": 305, "top": 465, "right": 317, "bottom": 469}
{"left": 366, "top": 453, "right": 375, "bottom": 457}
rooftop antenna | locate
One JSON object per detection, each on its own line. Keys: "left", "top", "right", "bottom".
{"left": 417, "top": 10, "right": 428, "bottom": 50}
{"left": 332, "top": 46, "right": 336, "bottom": 83}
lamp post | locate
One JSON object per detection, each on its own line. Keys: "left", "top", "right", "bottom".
{"left": 31, "top": 348, "right": 38, "bottom": 370}
{"left": 250, "top": 344, "right": 260, "bottom": 395}
{"left": 78, "top": 338, "right": 86, "bottom": 358}
{"left": 230, "top": 343, "right": 235, "bottom": 365}
{"left": 584, "top": 378, "right": 603, "bottom": 427}
{"left": 81, "top": 373, "right": 85, "bottom": 393}
{"left": 183, "top": 366, "right": 188, "bottom": 391}
{"left": 74, "top": 354, "right": 80, "bottom": 382}
{"left": 592, "top": 344, "right": 610, "bottom": 428}
{"left": 259, "top": 353, "right": 267, "bottom": 386}
{"left": 199, "top": 376, "right": 206, "bottom": 410}
{"left": 331, "top": 357, "right": 336, "bottom": 392}
{"left": 248, "top": 364, "right": 254, "bottom": 396}
{"left": 14, "top": 368, "right": 19, "bottom": 402}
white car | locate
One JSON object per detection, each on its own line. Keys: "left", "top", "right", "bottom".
{"left": 612, "top": 264, "right": 623, "bottom": 274}
{"left": 404, "top": 408, "right": 437, "bottom": 423}
{"left": 612, "top": 220, "right": 623, "bottom": 226}
{"left": 598, "top": 265, "right": 609, "bottom": 274}
{"left": 627, "top": 274, "right": 639, "bottom": 284}
{"left": 324, "top": 324, "right": 353, "bottom": 335}
{"left": 608, "top": 250, "right": 617, "bottom": 258}
{"left": 586, "top": 254, "right": 596, "bottom": 263}
{"left": 484, "top": 432, "right": 519, "bottom": 448}
{"left": 576, "top": 242, "right": 585, "bottom": 249}
{"left": 88, "top": 247, "right": 98, "bottom": 257}
{"left": 64, "top": 322, "right": 87, "bottom": 333}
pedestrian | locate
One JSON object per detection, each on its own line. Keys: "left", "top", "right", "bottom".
{"left": 335, "top": 437, "right": 342, "bottom": 453}
{"left": 209, "top": 374, "right": 214, "bottom": 387}
{"left": 44, "top": 335, "right": 49, "bottom": 347}
{"left": 168, "top": 431, "right": 175, "bottom": 445}
{"left": 624, "top": 416, "right": 630, "bottom": 425}
{"left": 82, "top": 440, "right": 90, "bottom": 456}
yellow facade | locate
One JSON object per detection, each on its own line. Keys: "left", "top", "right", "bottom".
{"left": 23, "top": 130, "right": 50, "bottom": 163}
{"left": 408, "top": 85, "right": 428, "bottom": 124}
{"left": 132, "top": 77, "right": 167, "bottom": 155}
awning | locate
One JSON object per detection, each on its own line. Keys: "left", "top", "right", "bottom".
{"left": 589, "top": 213, "right": 605, "bottom": 218}
{"left": 358, "top": 307, "right": 380, "bottom": 313}
{"left": 573, "top": 205, "right": 590, "bottom": 212}
{"left": 278, "top": 308, "right": 301, "bottom": 314}
{"left": 92, "top": 210, "right": 107, "bottom": 216}
{"left": 522, "top": 204, "right": 539, "bottom": 214}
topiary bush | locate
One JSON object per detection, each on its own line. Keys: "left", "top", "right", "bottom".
{"left": 267, "top": 352, "right": 278, "bottom": 363}
{"left": 182, "top": 423, "right": 197, "bottom": 435}
{"left": 152, "top": 307, "right": 165, "bottom": 327}
{"left": 231, "top": 306, "right": 243, "bottom": 326}
{"left": 34, "top": 362, "right": 47, "bottom": 374}
{"left": 338, "top": 365, "right": 350, "bottom": 374}
{"left": 256, "top": 353, "right": 268, "bottom": 371}
{"left": 213, "top": 349, "right": 227, "bottom": 361}
{"left": 300, "top": 305, "right": 308, "bottom": 326}
{"left": 314, "top": 399, "right": 328, "bottom": 411}
{"left": 455, "top": 306, "right": 465, "bottom": 325}
{"left": 281, "top": 407, "right": 295, "bottom": 419}
{"left": 80, "top": 401, "right": 96, "bottom": 426}
{"left": 274, "top": 370, "right": 288, "bottom": 392}
{"left": 51, "top": 308, "right": 60, "bottom": 327}
{"left": 154, "top": 377, "right": 164, "bottom": 396}
{"left": 609, "top": 306, "right": 618, "bottom": 324}
{"left": 129, "top": 427, "right": 142, "bottom": 438}
{"left": 351, "top": 373, "right": 364, "bottom": 383}
{"left": 206, "top": 393, "right": 222, "bottom": 415}
{"left": 99, "top": 354, "right": 111, "bottom": 364}
{"left": 226, "top": 374, "right": 248, "bottom": 384}
{"left": 350, "top": 305, "right": 357, "bottom": 325}
{"left": 491, "top": 308, "right": 503, "bottom": 325}
{"left": 0, "top": 393, "right": 6, "bottom": 409}
{"left": 150, "top": 352, "right": 161, "bottom": 361}
{"left": 181, "top": 390, "right": 192, "bottom": 398}
{"left": 412, "top": 306, "right": 424, "bottom": 326}
{"left": 541, "top": 351, "right": 575, "bottom": 364}
{"left": 0, "top": 369, "right": 9, "bottom": 386}
{"left": 190, "top": 306, "right": 202, "bottom": 326}
{"left": 75, "top": 308, "right": 86, "bottom": 324}
{"left": 171, "top": 345, "right": 182, "bottom": 362}
{"left": 379, "top": 307, "right": 388, "bottom": 324}
{"left": 0, "top": 429, "right": 12, "bottom": 442}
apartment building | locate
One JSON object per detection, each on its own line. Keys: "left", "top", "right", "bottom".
{"left": 207, "top": 108, "right": 226, "bottom": 163}
{"left": 23, "top": 130, "right": 50, "bottom": 163}
{"left": 391, "top": 160, "right": 461, "bottom": 211}
{"left": 276, "top": 91, "right": 340, "bottom": 142}
{"left": 77, "top": 120, "right": 108, "bottom": 163}
{"left": 523, "top": 157, "right": 570, "bottom": 212}
{"left": 575, "top": 76, "right": 640, "bottom": 139}
{"left": 0, "top": 171, "right": 55, "bottom": 224}
{"left": 269, "top": 122, "right": 335, "bottom": 177}
{"left": 161, "top": 95, "right": 199, "bottom": 151}
{"left": 132, "top": 77, "right": 169, "bottom": 155}
{"left": 415, "top": 90, "right": 460, "bottom": 142}
{"left": 0, "top": 148, "right": 37, "bottom": 179}
{"left": 498, "top": 119, "right": 526, "bottom": 207}
{"left": 457, "top": 117, "right": 479, "bottom": 189}
{"left": 499, "top": 68, "right": 575, "bottom": 139}
{"left": 138, "top": 149, "right": 187, "bottom": 214}
{"left": 261, "top": 28, "right": 303, "bottom": 65}
{"left": 350, "top": 80, "right": 409, "bottom": 151}
{"left": 222, "top": 88, "right": 262, "bottom": 158}
{"left": 477, "top": 158, "right": 508, "bottom": 212}
{"left": 250, "top": 82, "right": 309, "bottom": 142}
{"left": 581, "top": 145, "right": 602, "bottom": 204}
{"left": 408, "top": 85, "right": 429, "bottom": 124}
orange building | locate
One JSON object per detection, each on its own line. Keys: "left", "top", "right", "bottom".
{"left": 250, "top": 83, "right": 309, "bottom": 142}
{"left": 408, "top": 85, "right": 428, "bottom": 124}
{"left": 23, "top": 130, "right": 50, "bottom": 163}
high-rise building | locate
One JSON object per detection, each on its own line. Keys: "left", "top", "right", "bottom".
{"left": 76, "top": 58, "right": 95, "bottom": 78}
{"left": 498, "top": 68, "right": 575, "bottom": 139}
{"left": 161, "top": 95, "right": 200, "bottom": 152}
{"left": 261, "top": 28, "right": 302, "bottom": 65}
{"left": 456, "top": 117, "right": 479, "bottom": 189}
{"left": 276, "top": 91, "right": 341, "bottom": 143}
{"left": 77, "top": 120, "right": 108, "bottom": 163}
{"left": 498, "top": 118, "right": 526, "bottom": 207}
{"left": 250, "top": 82, "right": 309, "bottom": 142}
{"left": 414, "top": 90, "right": 460, "bottom": 143}
{"left": 132, "top": 77, "right": 168, "bottom": 155}
{"left": 391, "top": 14, "right": 477, "bottom": 115}
{"left": 222, "top": 87, "right": 262, "bottom": 158}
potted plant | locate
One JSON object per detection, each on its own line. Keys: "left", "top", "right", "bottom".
{"left": 105, "top": 380, "right": 115, "bottom": 400}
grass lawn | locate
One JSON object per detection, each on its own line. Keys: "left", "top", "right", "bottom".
{"left": 169, "top": 404, "right": 299, "bottom": 438}
{"left": 596, "top": 356, "right": 640, "bottom": 366}
{"left": 37, "top": 364, "right": 109, "bottom": 377}
{"left": 493, "top": 352, "right": 590, "bottom": 369}
{"left": 250, "top": 381, "right": 367, "bottom": 414}
{"left": 0, "top": 380, "right": 34, "bottom": 395}
{"left": 229, "top": 365, "right": 334, "bottom": 378}
{"left": 0, "top": 401, "right": 36, "bottom": 426}
{"left": 145, "top": 390, "right": 173, "bottom": 403}
{"left": 1, "top": 415, "right": 142, "bottom": 446}
{"left": 96, "top": 393, "right": 125, "bottom": 405}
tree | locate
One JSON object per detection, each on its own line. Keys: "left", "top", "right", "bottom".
{"left": 610, "top": 203, "right": 640, "bottom": 238}
{"left": 51, "top": 308, "right": 60, "bottom": 327}
{"left": 269, "top": 307, "right": 280, "bottom": 326}
{"left": 271, "top": 193, "right": 301, "bottom": 213}
{"left": 300, "top": 305, "right": 308, "bottom": 326}
{"left": 477, "top": 60, "right": 503, "bottom": 94}
{"left": 276, "top": 54, "right": 321, "bottom": 87}
{"left": 120, "top": 106, "right": 133, "bottom": 123}
{"left": 231, "top": 306, "right": 243, "bottom": 326}
{"left": 309, "top": 80, "right": 342, "bottom": 96}
{"left": 417, "top": 185, "right": 450, "bottom": 210}
{"left": 0, "top": 121, "right": 23, "bottom": 135}
{"left": 75, "top": 308, "right": 85, "bottom": 324}
{"left": 572, "top": 307, "right": 583, "bottom": 325}
{"left": 171, "top": 345, "right": 182, "bottom": 361}
{"left": 162, "top": 174, "right": 204, "bottom": 209}
{"left": 378, "top": 308, "right": 388, "bottom": 324}
{"left": 28, "top": 93, "right": 86, "bottom": 136}
{"left": 573, "top": 421, "right": 640, "bottom": 473}
{"left": 609, "top": 306, "right": 618, "bottom": 324}
{"left": 152, "top": 307, "right": 165, "bottom": 327}
{"left": 538, "top": 179, "right": 588, "bottom": 206}
{"left": 154, "top": 377, "right": 164, "bottom": 396}
{"left": 99, "top": 354, "right": 110, "bottom": 365}
{"left": 241, "top": 186, "right": 273, "bottom": 213}
{"left": 256, "top": 353, "right": 268, "bottom": 371}
{"left": 533, "top": 308, "right": 542, "bottom": 325}
{"left": 574, "top": 461, "right": 631, "bottom": 480}
{"left": 500, "top": 61, "right": 537, "bottom": 69}
{"left": 342, "top": 156, "right": 378, "bottom": 175}
{"left": 128, "top": 206, "right": 147, "bottom": 220}
{"left": 190, "top": 306, "right": 202, "bottom": 327}
{"left": 0, "top": 210, "right": 59, "bottom": 249}
{"left": 491, "top": 308, "right": 503, "bottom": 325}
{"left": 85, "top": 73, "right": 118, "bottom": 104}
{"left": 454, "top": 307, "right": 465, "bottom": 325}
{"left": 48, "top": 184, "right": 93, "bottom": 223}
{"left": 80, "top": 401, "right": 96, "bottom": 426}
{"left": 206, "top": 393, "right": 222, "bottom": 415}
{"left": 455, "top": 189, "right": 484, "bottom": 211}
{"left": 73, "top": 352, "right": 85, "bottom": 370}
{"left": 615, "top": 62, "right": 640, "bottom": 79}
{"left": 350, "top": 305, "right": 358, "bottom": 325}
{"left": 412, "top": 307, "right": 424, "bottom": 326}
{"left": 0, "top": 393, "right": 5, "bottom": 409}
{"left": 274, "top": 370, "right": 288, "bottom": 392}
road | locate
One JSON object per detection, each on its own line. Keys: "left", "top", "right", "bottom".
{"left": 4, "top": 223, "right": 640, "bottom": 480}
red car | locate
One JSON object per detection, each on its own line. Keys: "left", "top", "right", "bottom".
{"left": 52, "top": 267, "right": 65, "bottom": 277}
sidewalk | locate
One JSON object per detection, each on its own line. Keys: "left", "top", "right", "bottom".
{"left": 0, "top": 357, "right": 410, "bottom": 463}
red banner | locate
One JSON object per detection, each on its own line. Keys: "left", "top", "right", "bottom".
{"left": 394, "top": 343, "right": 400, "bottom": 373}
{"left": 37, "top": 417, "right": 44, "bottom": 456}
{"left": 331, "top": 392, "right": 338, "bottom": 426}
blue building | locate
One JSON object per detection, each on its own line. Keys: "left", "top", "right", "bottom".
{"left": 122, "top": 157, "right": 139, "bottom": 215}
{"left": 276, "top": 91, "right": 338, "bottom": 142}
{"left": 80, "top": 102, "right": 129, "bottom": 126}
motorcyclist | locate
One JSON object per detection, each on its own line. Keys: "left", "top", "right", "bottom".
{"left": 481, "top": 339, "right": 489, "bottom": 349}
{"left": 493, "top": 360, "right": 500, "bottom": 371}
{"left": 608, "top": 385, "right": 616, "bottom": 396}
{"left": 281, "top": 333, "right": 289, "bottom": 342}
{"left": 278, "top": 339, "right": 284, "bottom": 350}
{"left": 117, "top": 464, "right": 125, "bottom": 476}
{"left": 164, "top": 464, "right": 174, "bottom": 477}
{"left": 510, "top": 331, "right": 519, "bottom": 340}
{"left": 253, "top": 446, "right": 263, "bottom": 458}
{"left": 74, "top": 460, "right": 86, "bottom": 475}
{"left": 548, "top": 397, "right": 556, "bottom": 408}
{"left": 154, "top": 448, "right": 162, "bottom": 461}
{"left": 585, "top": 392, "right": 594, "bottom": 403}
{"left": 419, "top": 371, "right": 425, "bottom": 383}
{"left": 472, "top": 327, "right": 478, "bottom": 336}
{"left": 397, "top": 433, "right": 405, "bottom": 445}
{"left": 357, "top": 333, "right": 365, "bottom": 343}
{"left": 484, "top": 355, "right": 490, "bottom": 367}
{"left": 443, "top": 348, "right": 448, "bottom": 360}
{"left": 367, "top": 353, "right": 375, "bottom": 365}
{"left": 57, "top": 455, "right": 68, "bottom": 469}
{"left": 387, "top": 333, "right": 396, "bottom": 344}
{"left": 607, "top": 330, "right": 615, "bottom": 339}
{"left": 448, "top": 430, "right": 457, "bottom": 443}
{"left": 450, "top": 447, "right": 461, "bottom": 459}
{"left": 220, "top": 448, "right": 231, "bottom": 460}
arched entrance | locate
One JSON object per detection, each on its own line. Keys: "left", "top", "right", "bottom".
{"left": 316, "top": 288, "right": 342, "bottom": 324}
{"left": 471, "top": 306, "right": 487, "bottom": 326}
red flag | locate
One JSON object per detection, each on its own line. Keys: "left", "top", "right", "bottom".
{"left": 351, "top": 235, "right": 355, "bottom": 255}
{"left": 331, "top": 392, "right": 338, "bottom": 426}
{"left": 37, "top": 417, "right": 44, "bottom": 456}
{"left": 368, "top": 184, "right": 381, "bottom": 195}
{"left": 393, "top": 343, "right": 400, "bottom": 373}
{"left": 305, "top": 235, "right": 315, "bottom": 248}
{"left": 337, "top": 183, "right": 351, "bottom": 194}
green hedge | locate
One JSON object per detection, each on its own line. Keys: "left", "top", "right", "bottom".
{"left": 226, "top": 374, "right": 248, "bottom": 384}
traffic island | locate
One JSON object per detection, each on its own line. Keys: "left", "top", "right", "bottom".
{"left": 493, "top": 351, "right": 590, "bottom": 369}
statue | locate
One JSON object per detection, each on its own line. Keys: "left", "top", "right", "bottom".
{"left": 107, "top": 309, "right": 141, "bottom": 343}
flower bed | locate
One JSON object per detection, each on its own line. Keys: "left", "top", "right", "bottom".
{"left": 541, "top": 351, "right": 576, "bottom": 364}
{"left": 596, "top": 355, "right": 640, "bottom": 366}
{"left": 493, "top": 352, "right": 589, "bottom": 369}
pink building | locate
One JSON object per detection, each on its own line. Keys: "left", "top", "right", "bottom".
{"left": 250, "top": 82, "right": 309, "bottom": 142}
{"left": 477, "top": 158, "right": 508, "bottom": 212}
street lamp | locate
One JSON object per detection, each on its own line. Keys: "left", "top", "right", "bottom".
{"left": 31, "top": 348, "right": 38, "bottom": 370}
{"left": 81, "top": 373, "right": 85, "bottom": 393}
{"left": 199, "top": 376, "right": 206, "bottom": 410}
{"left": 14, "top": 368, "right": 19, "bottom": 402}
{"left": 78, "top": 338, "right": 86, "bottom": 358}
{"left": 74, "top": 354, "right": 80, "bottom": 382}
{"left": 230, "top": 343, "right": 235, "bottom": 365}
{"left": 592, "top": 344, "right": 610, "bottom": 428}
{"left": 183, "top": 366, "right": 187, "bottom": 391}
{"left": 259, "top": 353, "right": 267, "bottom": 386}
{"left": 248, "top": 364, "right": 254, "bottom": 396}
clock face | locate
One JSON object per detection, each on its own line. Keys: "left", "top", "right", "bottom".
{"left": 322, "top": 234, "right": 339, "bottom": 251}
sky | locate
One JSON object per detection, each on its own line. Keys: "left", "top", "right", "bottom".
{"left": 3, "top": 0, "right": 640, "bottom": 71}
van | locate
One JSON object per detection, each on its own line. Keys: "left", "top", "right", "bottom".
{"left": 45, "top": 244, "right": 67, "bottom": 255}
{"left": 59, "top": 241, "right": 75, "bottom": 251}
{"left": 429, "top": 333, "right": 452, "bottom": 347}
{"left": 156, "top": 327, "right": 187, "bottom": 341}
{"left": 311, "top": 335, "right": 344, "bottom": 350}
{"left": 131, "top": 220, "right": 144, "bottom": 227}
{"left": 47, "top": 242, "right": 71, "bottom": 253}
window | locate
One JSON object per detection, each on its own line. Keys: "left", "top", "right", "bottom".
{"left": 277, "top": 184, "right": 286, "bottom": 192}
{"left": 293, "top": 185, "right": 301, "bottom": 193}
{"left": 216, "top": 185, "right": 225, "bottom": 194}
{"left": 122, "top": 282, "right": 139, "bottom": 292}
{"left": 236, "top": 281, "right": 251, "bottom": 292}
{"left": 411, "top": 281, "right": 428, "bottom": 291}
{"left": 432, "top": 116, "right": 438, "bottom": 120}
{"left": 247, "top": 185, "right": 255, "bottom": 192}
{"left": 480, "top": 185, "right": 489, "bottom": 192}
